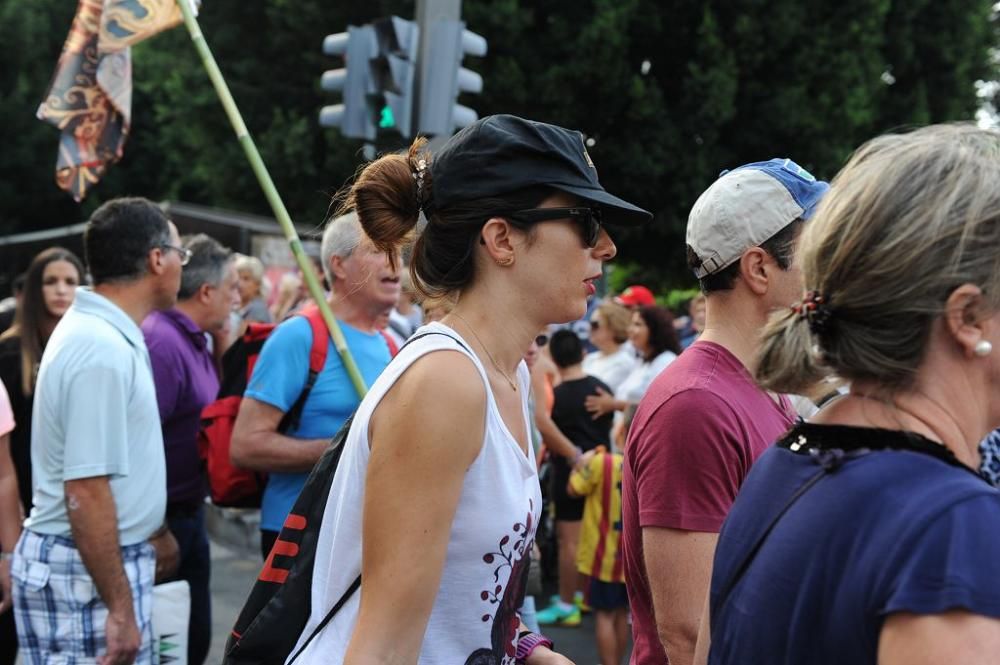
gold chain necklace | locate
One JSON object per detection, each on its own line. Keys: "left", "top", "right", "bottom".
{"left": 451, "top": 311, "right": 518, "bottom": 392}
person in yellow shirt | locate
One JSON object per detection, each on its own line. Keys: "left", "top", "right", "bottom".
{"left": 569, "top": 448, "right": 629, "bottom": 664}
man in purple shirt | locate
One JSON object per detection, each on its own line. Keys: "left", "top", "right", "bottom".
{"left": 142, "top": 234, "right": 238, "bottom": 665}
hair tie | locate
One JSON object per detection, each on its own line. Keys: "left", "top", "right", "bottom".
{"left": 412, "top": 158, "right": 428, "bottom": 207}
{"left": 792, "top": 291, "right": 834, "bottom": 336}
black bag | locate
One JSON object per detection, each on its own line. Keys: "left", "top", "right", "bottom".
{"left": 223, "top": 414, "right": 358, "bottom": 664}
{"left": 223, "top": 331, "right": 464, "bottom": 665}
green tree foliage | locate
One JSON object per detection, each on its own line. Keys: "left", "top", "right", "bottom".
{"left": 0, "top": 0, "right": 995, "bottom": 288}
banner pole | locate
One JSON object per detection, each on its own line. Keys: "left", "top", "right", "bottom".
{"left": 174, "top": 0, "right": 367, "bottom": 398}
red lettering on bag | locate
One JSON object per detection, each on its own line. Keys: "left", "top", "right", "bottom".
{"left": 258, "top": 513, "right": 308, "bottom": 584}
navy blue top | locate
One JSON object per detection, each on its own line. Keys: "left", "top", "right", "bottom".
{"left": 709, "top": 423, "right": 1000, "bottom": 665}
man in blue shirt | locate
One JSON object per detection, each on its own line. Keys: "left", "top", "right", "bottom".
{"left": 231, "top": 212, "right": 399, "bottom": 557}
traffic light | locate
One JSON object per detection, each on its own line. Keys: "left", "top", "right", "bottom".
{"left": 369, "top": 16, "right": 420, "bottom": 138}
{"left": 417, "top": 20, "right": 487, "bottom": 137}
{"left": 319, "top": 25, "right": 376, "bottom": 141}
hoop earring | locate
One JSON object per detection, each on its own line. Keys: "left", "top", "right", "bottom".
{"left": 974, "top": 340, "right": 993, "bottom": 357}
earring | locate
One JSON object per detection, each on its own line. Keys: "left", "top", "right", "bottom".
{"left": 975, "top": 340, "right": 993, "bottom": 357}
{"left": 496, "top": 256, "right": 514, "bottom": 267}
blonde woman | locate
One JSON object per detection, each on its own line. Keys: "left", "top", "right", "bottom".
{"left": 582, "top": 300, "right": 636, "bottom": 393}
{"left": 699, "top": 124, "right": 1000, "bottom": 665}
{"left": 234, "top": 254, "right": 271, "bottom": 323}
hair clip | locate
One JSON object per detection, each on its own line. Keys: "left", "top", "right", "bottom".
{"left": 792, "top": 291, "right": 834, "bottom": 336}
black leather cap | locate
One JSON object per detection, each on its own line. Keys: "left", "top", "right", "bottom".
{"left": 430, "top": 114, "right": 651, "bottom": 226}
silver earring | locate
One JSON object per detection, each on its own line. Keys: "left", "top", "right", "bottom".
{"left": 974, "top": 340, "right": 993, "bottom": 357}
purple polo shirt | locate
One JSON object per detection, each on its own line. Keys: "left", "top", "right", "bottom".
{"left": 141, "top": 308, "right": 219, "bottom": 509}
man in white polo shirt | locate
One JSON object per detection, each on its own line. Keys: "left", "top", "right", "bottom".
{"left": 12, "top": 197, "right": 183, "bottom": 665}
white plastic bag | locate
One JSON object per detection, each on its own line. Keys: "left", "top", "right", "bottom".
{"left": 152, "top": 580, "right": 190, "bottom": 664}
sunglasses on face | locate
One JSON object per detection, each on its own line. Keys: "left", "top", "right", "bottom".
{"left": 500, "top": 207, "right": 605, "bottom": 248}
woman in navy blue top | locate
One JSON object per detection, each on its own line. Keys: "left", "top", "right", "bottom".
{"left": 699, "top": 124, "right": 1000, "bottom": 665}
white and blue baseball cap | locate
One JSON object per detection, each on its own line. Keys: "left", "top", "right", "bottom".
{"left": 686, "top": 158, "right": 829, "bottom": 278}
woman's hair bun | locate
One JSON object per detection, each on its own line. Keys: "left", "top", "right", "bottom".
{"left": 343, "top": 137, "right": 432, "bottom": 264}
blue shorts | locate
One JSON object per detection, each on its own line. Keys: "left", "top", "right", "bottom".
{"left": 586, "top": 577, "right": 629, "bottom": 611}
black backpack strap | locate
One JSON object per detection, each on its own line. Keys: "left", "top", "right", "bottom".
{"left": 285, "top": 329, "right": 470, "bottom": 661}
{"left": 287, "top": 574, "right": 362, "bottom": 663}
{"left": 278, "top": 368, "right": 319, "bottom": 434}
{"left": 400, "top": 329, "right": 469, "bottom": 353}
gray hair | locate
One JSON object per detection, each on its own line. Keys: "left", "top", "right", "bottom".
{"left": 756, "top": 123, "right": 1000, "bottom": 395}
{"left": 320, "top": 211, "right": 363, "bottom": 286}
{"left": 234, "top": 254, "right": 269, "bottom": 299}
{"left": 234, "top": 254, "right": 264, "bottom": 283}
{"left": 178, "top": 234, "right": 233, "bottom": 300}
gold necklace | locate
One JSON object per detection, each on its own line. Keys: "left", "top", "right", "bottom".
{"left": 451, "top": 312, "right": 518, "bottom": 392}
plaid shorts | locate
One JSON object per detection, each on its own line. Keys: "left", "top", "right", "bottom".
{"left": 11, "top": 530, "right": 156, "bottom": 665}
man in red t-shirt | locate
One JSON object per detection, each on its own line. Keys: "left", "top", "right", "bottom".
{"left": 621, "top": 159, "right": 829, "bottom": 665}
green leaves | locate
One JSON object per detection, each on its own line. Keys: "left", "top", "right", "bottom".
{"left": 1, "top": 0, "right": 995, "bottom": 289}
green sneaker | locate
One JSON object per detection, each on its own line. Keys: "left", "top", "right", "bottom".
{"left": 536, "top": 602, "right": 582, "bottom": 627}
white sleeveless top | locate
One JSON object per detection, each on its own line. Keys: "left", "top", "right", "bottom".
{"left": 289, "top": 322, "right": 542, "bottom": 664}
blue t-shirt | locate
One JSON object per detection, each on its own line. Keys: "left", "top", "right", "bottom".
{"left": 245, "top": 316, "right": 390, "bottom": 531}
{"left": 710, "top": 423, "right": 1000, "bottom": 665}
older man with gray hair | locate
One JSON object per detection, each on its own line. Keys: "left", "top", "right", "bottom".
{"left": 141, "top": 233, "right": 239, "bottom": 665}
{"left": 231, "top": 212, "right": 400, "bottom": 558}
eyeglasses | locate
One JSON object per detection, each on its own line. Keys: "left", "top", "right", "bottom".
{"left": 161, "top": 244, "right": 192, "bottom": 266}
{"left": 535, "top": 334, "right": 549, "bottom": 347}
{"left": 500, "top": 207, "right": 604, "bottom": 248}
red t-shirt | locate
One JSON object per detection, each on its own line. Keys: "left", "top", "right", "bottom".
{"left": 622, "top": 341, "right": 795, "bottom": 664}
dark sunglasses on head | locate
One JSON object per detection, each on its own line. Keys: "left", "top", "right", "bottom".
{"left": 535, "top": 334, "right": 549, "bottom": 347}
{"left": 500, "top": 206, "right": 604, "bottom": 248}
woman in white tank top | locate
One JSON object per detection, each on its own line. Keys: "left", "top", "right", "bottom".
{"left": 290, "top": 115, "right": 651, "bottom": 664}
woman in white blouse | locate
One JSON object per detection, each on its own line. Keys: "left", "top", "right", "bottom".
{"left": 582, "top": 301, "right": 636, "bottom": 393}
{"left": 585, "top": 305, "right": 680, "bottom": 419}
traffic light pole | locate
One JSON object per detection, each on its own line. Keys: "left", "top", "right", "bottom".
{"left": 415, "top": 0, "right": 462, "bottom": 151}
{"left": 175, "top": 0, "right": 369, "bottom": 399}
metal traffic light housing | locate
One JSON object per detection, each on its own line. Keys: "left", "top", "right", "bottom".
{"left": 319, "top": 25, "right": 377, "bottom": 141}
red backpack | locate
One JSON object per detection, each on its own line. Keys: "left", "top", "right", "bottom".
{"left": 198, "top": 306, "right": 329, "bottom": 507}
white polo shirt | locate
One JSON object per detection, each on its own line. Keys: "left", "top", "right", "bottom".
{"left": 26, "top": 288, "right": 166, "bottom": 545}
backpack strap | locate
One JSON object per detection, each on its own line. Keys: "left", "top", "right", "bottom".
{"left": 277, "top": 307, "right": 330, "bottom": 434}
{"left": 286, "top": 329, "right": 468, "bottom": 662}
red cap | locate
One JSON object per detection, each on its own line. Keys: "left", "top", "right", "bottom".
{"left": 615, "top": 285, "right": 656, "bottom": 308}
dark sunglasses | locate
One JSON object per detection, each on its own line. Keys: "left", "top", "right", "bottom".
{"left": 500, "top": 207, "right": 604, "bottom": 248}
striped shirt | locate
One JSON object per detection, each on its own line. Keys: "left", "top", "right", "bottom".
{"left": 570, "top": 451, "right": 625, "bottom": 583}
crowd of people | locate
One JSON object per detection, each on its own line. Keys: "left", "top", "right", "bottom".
{"left": 0, "top": 114, "right": 998, "bottom": 665}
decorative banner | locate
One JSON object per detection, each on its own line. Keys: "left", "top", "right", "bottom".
{"left": 36, "top": 0, "right": 195, "bottom": 201}
{"left": 99, "top": 0, "right": 185, "bottom": 54}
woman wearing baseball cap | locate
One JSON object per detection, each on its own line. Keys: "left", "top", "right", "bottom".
{"left": 288, "top": 115, "right": 650, "bottom": 664}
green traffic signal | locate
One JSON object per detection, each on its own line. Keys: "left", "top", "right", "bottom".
{"left": 379, "top": 105, "right": 396, "bottom": 129}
